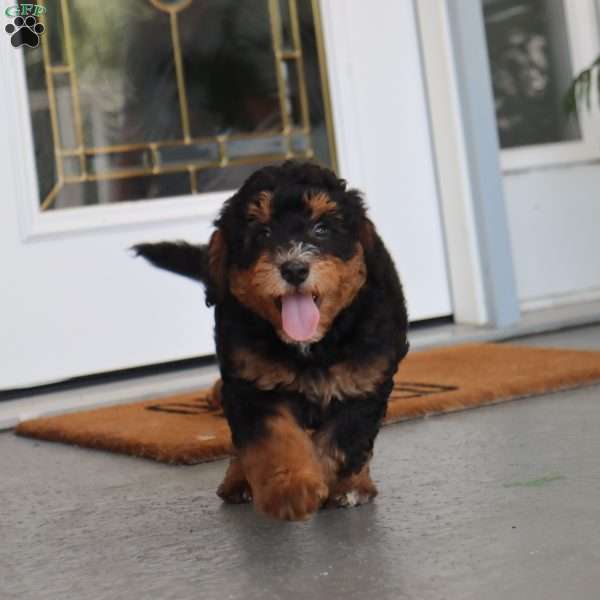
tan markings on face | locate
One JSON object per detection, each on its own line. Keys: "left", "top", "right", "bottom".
{"left": 230, "top": 243, "right": 366, "bottom": 344}
{"left": 306, "top": 191, "right": 338, "bottom": 220}
{"left": 247, "top": 191, "right": 273, "bottom": 223}
{"left": 231, "top": 348, "right": 389, "bottom": 405}
{"left": 229, "top": 252, "right": 286, "bottom": 328}
{"left": 307, "top": 243, "right": 367, "bottom": 339}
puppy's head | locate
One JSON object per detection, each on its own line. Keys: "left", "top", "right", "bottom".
{"left": 212, "top": 161, "right": 374, "bottom": 345}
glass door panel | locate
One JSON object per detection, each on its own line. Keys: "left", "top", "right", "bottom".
{"left": 26, "top": 0, "right": 336, "bottom": 210}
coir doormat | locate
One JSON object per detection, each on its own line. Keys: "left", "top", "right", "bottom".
{"left": 15, "top": 343, "right": 600, "bottom": 465}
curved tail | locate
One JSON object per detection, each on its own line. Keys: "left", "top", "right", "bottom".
{"left": 132, "top": 241, "right": 210, "bottom": 285}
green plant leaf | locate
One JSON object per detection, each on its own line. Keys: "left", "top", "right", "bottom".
{"left": 563, "top": 55, "right": 600, "bottom": 115}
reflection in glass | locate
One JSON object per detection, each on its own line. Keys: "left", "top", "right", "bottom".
{"left": 26, "top": 0, "right": 335, "bottom": 210}
{"left": 483, "top": 0, "right": 581, "bottom": 149}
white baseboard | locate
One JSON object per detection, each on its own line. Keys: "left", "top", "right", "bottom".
{"left": 521, "top": 288, "right": 600, "bottom": 313}
{"left": 0, "top": 366, "right": 219, "bottom": 432}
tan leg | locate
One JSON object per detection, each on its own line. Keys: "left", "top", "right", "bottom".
{"left": 206, "top": 378, "right": 223, "bottom": 412}
{"left": 313, "top": 431, "right": 377, "bottom": 509}
{"left": 325, "top": 463, "right": 378, "bottom": 508}
{"left": 217, "top": 457, "right": 252, "bottom": 504}
{"left": 239, "top": 407, "right": 328, "bottom": 521}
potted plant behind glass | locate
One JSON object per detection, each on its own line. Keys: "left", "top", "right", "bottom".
{"left": 564, "top": 56, "right": 600, "bottom": 115}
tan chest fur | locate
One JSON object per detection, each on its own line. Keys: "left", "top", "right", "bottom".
{"left": 231, "top": 349, "right": 388, "bottom": 405}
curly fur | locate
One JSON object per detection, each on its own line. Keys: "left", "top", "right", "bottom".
{"left": 134, "top": 161, "right": 409, "bottom": 520}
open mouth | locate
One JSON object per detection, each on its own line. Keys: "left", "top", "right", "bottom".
{"left": 275, "top": 293, "right": 320, "bottom": 311}
{"left": 276, "top": 292, "right": 321, "bottom": 342}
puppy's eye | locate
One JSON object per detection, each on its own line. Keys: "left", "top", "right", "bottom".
{"left": 256, "top": 226, "right": 271, "bottom": 241}
{"left": 312, "top": 222, "right": 330, "bottom": 238}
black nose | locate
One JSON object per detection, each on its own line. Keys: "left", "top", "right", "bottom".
{"left": 280, "top": 260, "right": 309, "bottom": 286}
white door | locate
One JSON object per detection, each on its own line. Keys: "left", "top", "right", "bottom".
{"left": 0, "top": 0, "right": 450, "bottom": 390}
{"left": 482, "top": 0, "right": 600, "bottom": 310}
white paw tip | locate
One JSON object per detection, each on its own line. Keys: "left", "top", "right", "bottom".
{"left": 343, "top": 490, "right": 360, "bottom": 507}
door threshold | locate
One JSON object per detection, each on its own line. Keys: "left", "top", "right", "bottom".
{"left": 410, "top": 299, "right": 600, "bottom": 350}
{"left": 2, "top": 300, "right": 600, "bottom": 431}
{"left": 0, "top": 365, "right": 220, "bottom": 432}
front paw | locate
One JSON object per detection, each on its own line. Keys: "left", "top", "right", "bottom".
{"left": 217, "top": 479, "right": 252, "bottom": 504}
{"left": 325, "top": 488, "right": 376, "bottom": 508}
{"left": 253, "top": 470, "right": 328, "bottom": 521}
{"left": 217, "top": 457, "right": 252, "bottom": 504}
{"left": 325, "top": 469, "right": 378, "bottom": 509}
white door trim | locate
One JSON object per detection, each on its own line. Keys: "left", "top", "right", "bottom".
{"left": 415, "top": 0, "right": 520, "bottom": 327}
{"left": 318, "top": 0, "right": 453, "bottom": 321}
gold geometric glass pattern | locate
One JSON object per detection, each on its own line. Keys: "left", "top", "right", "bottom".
{"left": 25, "top": 0, "right": 336, "bottom": 210}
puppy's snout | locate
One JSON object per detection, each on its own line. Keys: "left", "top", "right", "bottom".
{"left": 280, "top": 260, "right": 309, "bottom": 286}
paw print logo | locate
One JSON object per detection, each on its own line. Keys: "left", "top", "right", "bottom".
{"left": 5, "top": 15, "right": 45, "bottom": 49}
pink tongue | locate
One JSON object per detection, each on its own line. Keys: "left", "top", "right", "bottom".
{"left": 281, "top": 293, "right": 320, "bottom": 341}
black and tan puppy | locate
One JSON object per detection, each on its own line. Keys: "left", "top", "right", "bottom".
{"left": 134, "top": 161, "right": 409, "bottom": 520}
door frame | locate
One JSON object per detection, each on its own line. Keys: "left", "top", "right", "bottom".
{"left": 417, "top": 0, "right": 600, "bottom": 323}
{"left": 416, "top": 0, "right": 521, "bottom": 327}
{"left": 318, "top": 0, "right": 453, "bottom": 321}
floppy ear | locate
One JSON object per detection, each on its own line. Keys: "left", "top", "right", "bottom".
{"left": 359, "top": 215, "right": 409, "bottom": 360}
{"left": 359, "top": 217, "right": 376, "bottom": 255}
{"left": 207, "top": 228, "right": 228, "bottom": 301}
{"left": 358, "top": 217, "right": 390, "bottom": 286}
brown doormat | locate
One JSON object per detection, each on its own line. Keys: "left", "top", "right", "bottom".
{"left": 15, "top": 343, "right": 600, "bottom": 465}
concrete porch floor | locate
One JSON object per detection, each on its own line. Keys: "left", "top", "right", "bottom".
{"left": 2, "top": 325, "right": 600, "bottom": 600}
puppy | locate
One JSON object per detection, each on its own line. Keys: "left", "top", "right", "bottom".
{"left": 134, "top": 161, "right": 409, "bottom": 520}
